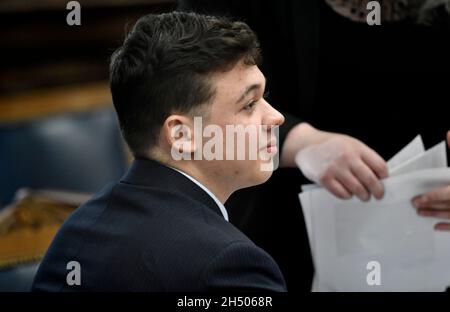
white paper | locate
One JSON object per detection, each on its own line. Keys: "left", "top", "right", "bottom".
{"left": 299, "top": 135, "right": 450, "bottom": 291}
{"left": 387, "top": 135, "right": 425, "bottom": 171}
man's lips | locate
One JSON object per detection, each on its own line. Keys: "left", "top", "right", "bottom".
{"left": 262, "top": 139, "right": 278, "bottom": 154}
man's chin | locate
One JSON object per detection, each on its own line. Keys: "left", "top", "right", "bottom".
{"left": 247, "top": 166, "right": 274, "bottom": 187}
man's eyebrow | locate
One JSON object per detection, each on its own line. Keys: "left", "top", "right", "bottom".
{"left": 235, "top": 77, "right": 267, "bottom": 104}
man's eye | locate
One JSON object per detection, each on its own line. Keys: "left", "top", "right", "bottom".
{"left": 243, "top": 100, "right": 257, "bottom": 111}
{"left": 242, "top": 91, "right": 268, "bottom": 112}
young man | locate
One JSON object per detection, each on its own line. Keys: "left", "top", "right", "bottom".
{"left": 32, "top": 12, "right": 286, "bottom": 291}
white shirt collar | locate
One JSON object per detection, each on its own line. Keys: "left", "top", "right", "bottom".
{"left": 168, "top": 166, "right": 229, "bottom": 222}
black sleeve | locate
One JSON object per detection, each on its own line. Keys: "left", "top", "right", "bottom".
{"left": 278, "top": 111, "right": 303, "bottom": 153}
{"left": 201, "top": 241, "right": 287, "bottom": 291}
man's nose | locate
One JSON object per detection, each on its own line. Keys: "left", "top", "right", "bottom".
{"left": 263, "top": 101, "right": 285, "bottom": 127}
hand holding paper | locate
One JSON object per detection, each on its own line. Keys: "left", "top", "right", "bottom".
{"left": 413, "top": 130, "right": 450, "bottom": 231}
{"left": 295, "top": 134, "right": 388, "bottom": 201}
{"left": 300, "top": 134, "right": 450, "bottom": 291}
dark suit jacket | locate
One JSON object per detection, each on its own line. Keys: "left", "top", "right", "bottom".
{"left": 32, "top": 158, "right": 286, "bottom": 291}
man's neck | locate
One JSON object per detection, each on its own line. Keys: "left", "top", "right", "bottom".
{"left": 166, "top": 161, "right": 232, "bottom": 204}
{"left": 147, "top": 149, "right": 234, "bottom": 204}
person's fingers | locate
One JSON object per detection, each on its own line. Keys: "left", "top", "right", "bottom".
{"left": 336, "top": 170, "right": 370, "bottom": 201}
{"left": 360, "top": 146, "right": 388, "bottom": 179}
{"left": 416, "top": 201, "right": 450, "bottom": 210}
{"left": 435, "top": 223, "right": 450, "bottom": 231}
{"left": 447, "top": 130, "right": 450, "bottom": 148}
{"left": 412, "top": 185, "right": 450, "bottom": 207}
{"left": 411, "top": 195, "right": 422, "bottom": 208}
{"left": 417, "top": 208, "right": 450, "bottom": 219}
{"left": 426, "top": 185, "right": 450, "bottom": 202}
{"left": 350, "top": 159, "right": 385, "bottom": 200}
{"left": 323, "top": 178, "right": 353, "bottom": 200}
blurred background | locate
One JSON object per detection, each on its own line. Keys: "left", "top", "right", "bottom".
{"left": 0, "top": 0, "right": 175, "bottom": 291}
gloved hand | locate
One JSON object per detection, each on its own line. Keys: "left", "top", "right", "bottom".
{"left": 295, "top": 133, "right": 388, "bottom": 201}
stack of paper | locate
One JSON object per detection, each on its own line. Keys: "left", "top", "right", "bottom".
{"left": 299, "top": 135, "right": 450, "bottom": 291}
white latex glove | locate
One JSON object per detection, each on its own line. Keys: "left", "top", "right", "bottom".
{"left": 295, "top": 134, "right": 388, "bottom": 201}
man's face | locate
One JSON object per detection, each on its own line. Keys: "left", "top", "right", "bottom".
{"left": 195, "top": 60, "right": 285, "bottom": 190}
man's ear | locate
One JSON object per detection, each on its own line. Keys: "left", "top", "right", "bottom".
{"left": 163, "top": 114, "right": 197, "bottom": 156}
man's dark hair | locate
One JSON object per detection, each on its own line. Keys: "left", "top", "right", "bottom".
{"left": 110, "top": 11, "right": 261, "bottom": 157}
